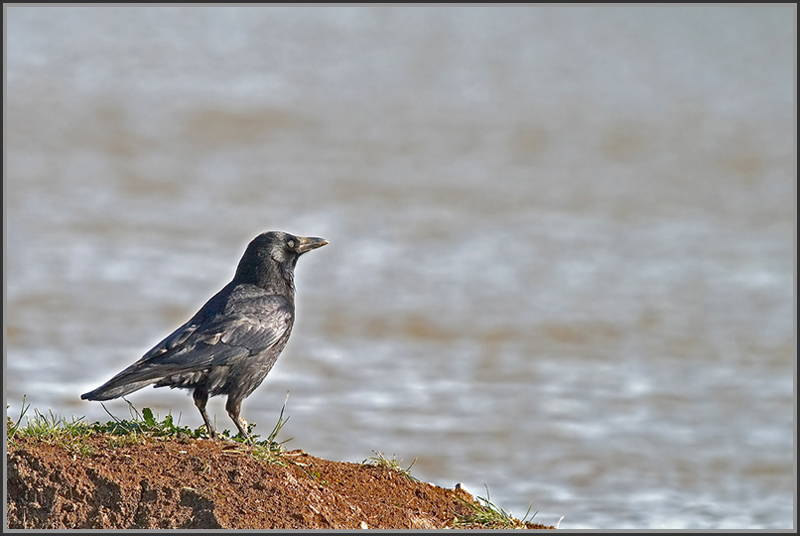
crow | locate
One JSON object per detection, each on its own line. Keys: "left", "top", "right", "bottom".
{"left": 81, "top": 231, "right": 328, "bottom": 440}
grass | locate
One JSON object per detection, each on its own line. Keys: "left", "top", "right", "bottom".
{"left": 365, "top": 450, "right": 419, "bottom": 482}
{"left": 240, "top": 393, "right": 292, "bottom": 466}
{"left": 7, "top": 396, "right": 102, "bottom": 456}
{"left": 453, "top": 485, "right": 538, "bottom": 529}
{"left": 6, "top": 394, "right": 292, "bottom": 464}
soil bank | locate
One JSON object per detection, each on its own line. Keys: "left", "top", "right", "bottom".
{"left": 6, "top": 434, "right": 554, "bottom": 529}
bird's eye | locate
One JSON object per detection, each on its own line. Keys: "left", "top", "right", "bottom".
{"left": 287, "top": 239, "right": 296, "bottom": 249}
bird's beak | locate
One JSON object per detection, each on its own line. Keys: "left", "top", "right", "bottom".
{"left": 297, "top": 236, "right": 329, "bottom": 254}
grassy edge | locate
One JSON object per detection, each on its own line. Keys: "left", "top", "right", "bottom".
{"left": 453, "top": 484, "right": 540, "bottom": 529}
{"left": 6, "top": 394, "right": 291, "bottom": 463}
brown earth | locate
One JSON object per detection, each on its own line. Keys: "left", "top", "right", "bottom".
{"left": 6, "top": 434, "right": 554, "bottom": 529}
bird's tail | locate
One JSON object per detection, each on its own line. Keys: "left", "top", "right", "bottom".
{"left": 80, "top": 363, "right": 164, "bottom": 401}
{"left": 81, "top": 379, "right": 156, "bottom": 401}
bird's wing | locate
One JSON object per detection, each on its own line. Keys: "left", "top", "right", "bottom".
{"left": 82, "top": 294, "right": 293, "bottom": 400}
{"left": 141, "top": 294, "right": 294, "bottom": 369}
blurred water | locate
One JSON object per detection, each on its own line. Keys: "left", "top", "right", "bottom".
{"left": 5, "top": 6, "right": 795, "bottom": 529}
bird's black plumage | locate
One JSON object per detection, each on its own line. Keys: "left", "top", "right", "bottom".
{"left": 81, "top": 231, "right": 328, "bottom": 439}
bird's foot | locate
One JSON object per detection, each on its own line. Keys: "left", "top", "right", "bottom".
{"left": 197, "top": 423, "right": 217, "bottom": 440}
{"left": 236, "top": 417, "right": 254, "bottom": 444}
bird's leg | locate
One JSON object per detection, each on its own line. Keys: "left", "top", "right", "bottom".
{"left": 193, "top": 388, "right": 216, "bottom": 439}
{"left": 226, "top": 397, "right": 252, "bottom": 444}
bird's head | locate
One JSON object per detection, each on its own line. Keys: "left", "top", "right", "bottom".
{"left": 235, "top": 231, "right": 328, "bottom": 290}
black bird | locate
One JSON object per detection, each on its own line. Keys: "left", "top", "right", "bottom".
{"left": 81, "top": 231, "right": 328, "bottom": 440}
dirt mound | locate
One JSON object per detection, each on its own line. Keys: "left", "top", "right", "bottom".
{"left": 7, "top": 434, "right": 554, "bottom": 529}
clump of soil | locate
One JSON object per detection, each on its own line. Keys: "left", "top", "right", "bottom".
{"left": 7, "top": 434, "right": 554, "bottom": 529}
